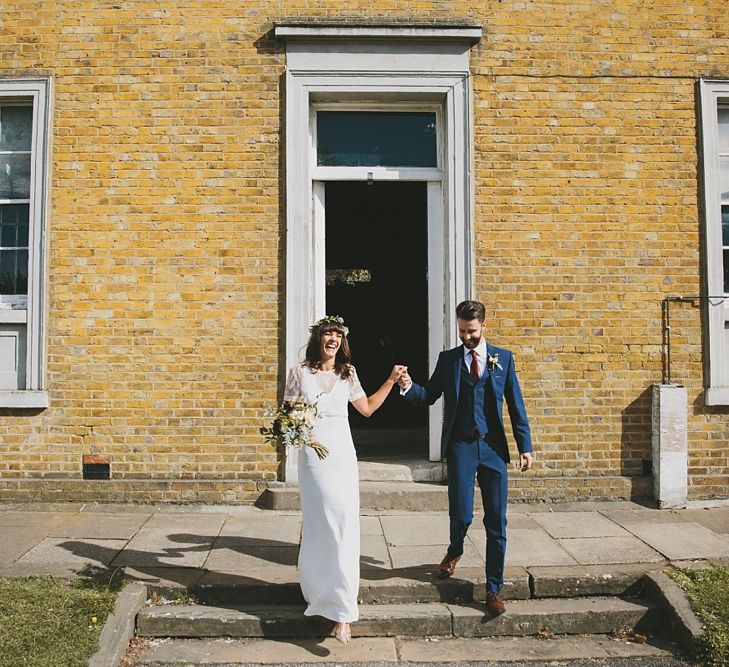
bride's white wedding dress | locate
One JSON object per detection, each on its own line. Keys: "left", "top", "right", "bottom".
{"left": 285, "top": 364, "right": 365, "bottom": 623}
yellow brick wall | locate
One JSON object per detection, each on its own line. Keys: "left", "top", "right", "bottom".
{"left": 0, "top": 1, "right": 727, "bottom": 501}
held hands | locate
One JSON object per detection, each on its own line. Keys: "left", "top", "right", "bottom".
{"left": 388, "top": 365, "right": 409, "bottom": 384}
{"left": 390, "top": 365, "right": 411, "bottom": 389}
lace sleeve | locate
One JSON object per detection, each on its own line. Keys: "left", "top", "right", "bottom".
{"left": 283, "top": 366, "right": 302, "bottom": 401}
{"left": 348, "top": 365, "right": 366, "bottom": 402}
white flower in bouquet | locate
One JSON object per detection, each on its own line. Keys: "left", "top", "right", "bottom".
{"left": 260, "top": 397, "right": 329, "bottom": 460}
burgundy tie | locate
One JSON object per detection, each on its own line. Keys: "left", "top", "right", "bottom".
{"left": 470, "top": 350, "right": 480, "bottom": 381}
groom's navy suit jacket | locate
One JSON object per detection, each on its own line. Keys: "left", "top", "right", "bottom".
{"left": 403, "top": 343, "right": 532, "bottom": 463}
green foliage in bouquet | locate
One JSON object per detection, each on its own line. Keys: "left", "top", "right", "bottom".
{"left": 260, "top": 397, "right": 329, "bottom": 460}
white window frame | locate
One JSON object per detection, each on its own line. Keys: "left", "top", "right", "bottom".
{"left": 0, "top": 79, "right": 51, "bottom": 408}
{"left": 699, "top": 79, "right": 729, "bottom": 406}
{"left": 276, "top": 24, "right": 481, "bottom": 481}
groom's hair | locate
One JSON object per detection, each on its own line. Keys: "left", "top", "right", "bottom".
{"left": 456, "top": 300, "right": 485, "bottom": 322}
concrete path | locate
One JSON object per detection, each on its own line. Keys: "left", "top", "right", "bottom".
{"left": 1, "top": 500, "right": 727, "bottom": 583}
{"left": 0, "top": 499, "right": 726, "bottom": 665}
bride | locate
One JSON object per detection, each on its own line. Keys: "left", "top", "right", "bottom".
{"left": 284, "top": 315, "right": 405, "bottom": 644}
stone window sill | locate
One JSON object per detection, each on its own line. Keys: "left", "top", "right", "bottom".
{"left": 0, "top": 391, "right": 49, "bottom": 409}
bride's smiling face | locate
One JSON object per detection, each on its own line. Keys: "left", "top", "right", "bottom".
{"left": 319, "top": 330, "right": 343, "bottom": 362}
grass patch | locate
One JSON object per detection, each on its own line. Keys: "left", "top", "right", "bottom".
{"left": 668, "top": 565, "right": 729, "bottom": 667}
{"left": 0, "top": 575, "right": 120, "bottom": 667}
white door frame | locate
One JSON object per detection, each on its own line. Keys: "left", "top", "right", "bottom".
{"left": 278, "top": 26, "right": 479, "bottom": 482}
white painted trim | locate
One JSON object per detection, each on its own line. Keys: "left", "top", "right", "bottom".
{"left": 0, "top": 78, "right": 50, "bottom": 397}
{"left": 313, "top": 167, "right": 443, "bottom": 182}
{"left": 699, "top": 80, "right": 729, "bottom": 404}
{"left": 0, "top": 390, "right": 48, "bottom": 408}
{"left": 0, "top": 310, "right": 27, "bottom": 324}
{"left": 275, "top": 25, "right": 482, "bottom": 43}
{"left": 282, "top": 33, "right": 477, "bottom": 480}
{"left": 427, "top": 182, "right": 444, "bottom": 461}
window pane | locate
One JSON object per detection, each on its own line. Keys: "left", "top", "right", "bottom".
{"left": 719, "top": 108, "right": 729, "bottom": 153}
{"left": 721, "top": 156, "right": 729, "bottom": 202}
{"left": 725, "top": 249, "right": 729, "bottom": 293}
{"left": 0, "top": 154, "right": 31, "bottom": 199}
{"left": 0, "top": 248, "right": 28, "bottom": 294}
{"left": 0, "top": 204, "right": 29, "bottom": 247}
{"left": 723, "top": 206, "right": 729, "bottom": 246}
{"left": 0, "top": 106, "right": 32, "bottom": 152}
{"left": 317, "top": 111, "right": 437, "bottom": 167}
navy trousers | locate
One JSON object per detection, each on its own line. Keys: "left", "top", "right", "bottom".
{"left": 446, "top": 435, "right": 508, "bottom": 595}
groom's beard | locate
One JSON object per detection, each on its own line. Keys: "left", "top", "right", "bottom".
{"left": 462, "top": 336, "right": 481, "bottom": 349}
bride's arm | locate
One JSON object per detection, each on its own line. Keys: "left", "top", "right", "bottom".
{"left": 351, "top": 366, "right": 405, "bottom": 418}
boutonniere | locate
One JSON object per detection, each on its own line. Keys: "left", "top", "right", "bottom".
{"left": 487, "top": 353, "right": 503, "bottom": 372}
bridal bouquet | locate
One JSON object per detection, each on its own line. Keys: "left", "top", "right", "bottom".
{"left": 260, "top": 397, "right": 329, "bottom": 460}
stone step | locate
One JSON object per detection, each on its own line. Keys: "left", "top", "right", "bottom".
{"left": 132, "top": 634, "right": 683, "bottom": 666}
{"left": 136, "top": 597, "right": 657, "bottom": 639}
{"left": 158, "top": 565, "right": 651, "bottom": 607}
{"left": 357, "top": 458, "right": 447, "bottom": 482}
{"left": 259, "top": 481, "right": 449, "bottom": 511}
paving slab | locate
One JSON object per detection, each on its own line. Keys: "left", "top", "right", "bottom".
{"left": 0, "top": 527, "right": 47, "bottom": 563}
{"left": 557, "top": 536, "right": 664, "bottom": 565}
{"left": 18, "top": 537, "right": 128, "bottom": 567}
{"left": 360, "top": 515, "right": 383, "bottom": 536}
{"left": 388, "top": 541, "right": 483, "bottom": 570}
{"left": 50, "top": 512, "right": 152, "bottom": 539}
{"left": 112, "top": 514, "right": 226, "bottom": 568}
{"left": 603, "top": 509, "right": 695, "bottom": 526}
{"left": 0, "top": 510, "right": 77, "bottom": 530}
{"left": 217, "top": 515, "right": 301, "bottom": 547}
{"left": 204, "top": 546, "right": 299, "bottom": 572}
{"left": 399, "top": 634, "right": 674, "bottom": 662}
{"left": 361, "top": 533, "right": 391, "bottom": 569}
{"left": 380, "top": 514, "right": 450, "bottom": 546}
{"left": 504, "top": 528, "right": 578, "bottom": 567}
{"left": 531, "top": 511, "right": 630, "bottom": 539}
{"left": 621, "top": 521, "right": 729, "bottom": 560}
{"left": 134, "top": 636, "right": 399, "bottom": 664}
{"left": 681, "top": 508, "right": 729, "bottom": 534}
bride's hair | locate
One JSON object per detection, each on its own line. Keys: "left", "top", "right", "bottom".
{"left": 303, "top": 321, "right": 353, "bottom": 380}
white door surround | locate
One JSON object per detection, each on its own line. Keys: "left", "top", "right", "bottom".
{"left": 276, "top": 24, "right": 481, "bottom": 482}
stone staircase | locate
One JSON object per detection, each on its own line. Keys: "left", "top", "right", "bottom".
{"left": 128, "top": 462, "right": 676, "bottom": 663}
{"left": 135, "top": 565, "right": 661, "bottom": 643}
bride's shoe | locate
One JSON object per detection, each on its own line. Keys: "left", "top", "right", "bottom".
{"left": 334, "top": 623, "right": 351, "bottom": 644}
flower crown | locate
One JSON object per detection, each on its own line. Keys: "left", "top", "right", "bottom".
{"left": 310, "top": 315, "right": 349, "bottom": 335}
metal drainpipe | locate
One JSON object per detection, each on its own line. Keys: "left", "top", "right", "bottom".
{"left": 662, "top": 295, "right": 727, "bottom": 384}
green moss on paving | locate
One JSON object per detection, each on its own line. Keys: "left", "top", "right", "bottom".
{"left": 668, "top": 566, "right": 729, "bottom": 667}
{"left": 0, "top": 576, "right": 119, "bottom": 667}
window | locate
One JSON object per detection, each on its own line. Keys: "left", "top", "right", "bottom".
{"left": 720, "top": 107, "right": 729, "bottom": 293}
{"left": 316, "top": 111, "right": 438, "bottom": 167}
{"left": 0, "top": 80, "right": 50, "bottom": 408}
{"left": 699, "top": 80, "right": 729, "bottom": 405}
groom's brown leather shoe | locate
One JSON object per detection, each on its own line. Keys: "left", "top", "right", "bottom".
{"left": 485, "top": 592, "right": 506, "bottom": 616}
{"left": 437, "top": 553, "right": 461, "bottom": 579}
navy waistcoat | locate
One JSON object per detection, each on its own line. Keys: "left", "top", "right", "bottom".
{"left": 453, "top": 361, "right": 488, "bottom": 437}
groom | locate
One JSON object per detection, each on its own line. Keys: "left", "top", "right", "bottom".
{"left": 398, "top": 300, "right": 533, "bottom": 616}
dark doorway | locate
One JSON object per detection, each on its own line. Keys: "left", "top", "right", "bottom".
{"left": 325, "top": 181, "right": 429, "bottom": 458}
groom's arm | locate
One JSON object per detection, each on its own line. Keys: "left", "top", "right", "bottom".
{"left": 401, "top": 352, "right": 446, "bottom": 407}
{"left": 504, "top": 352, "right": 532, "bottom": 456}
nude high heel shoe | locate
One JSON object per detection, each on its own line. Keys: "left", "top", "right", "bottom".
{"left": 334, "top": 623, "right": 351, "bottom": 644}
